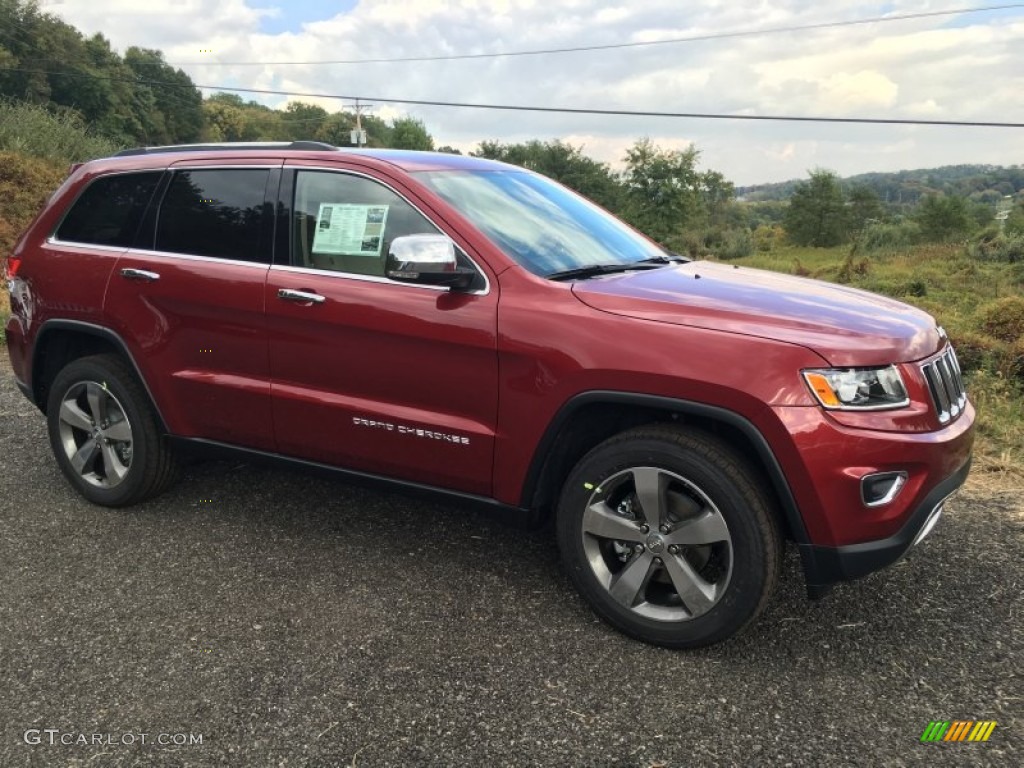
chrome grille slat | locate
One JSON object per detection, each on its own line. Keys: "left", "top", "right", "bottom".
{"left": 921, "top": 345, "right": 967, "bottom": 424}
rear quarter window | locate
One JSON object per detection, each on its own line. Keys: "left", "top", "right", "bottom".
{"left": 55, "top": 171, "right": 162, "bottom": 247}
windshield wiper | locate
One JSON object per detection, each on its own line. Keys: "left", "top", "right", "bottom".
{"left": 546, "top": 262, "right": 664, "bottom": 281}
{"left": 635, "top": 252, "right": 689, "bottom": 265}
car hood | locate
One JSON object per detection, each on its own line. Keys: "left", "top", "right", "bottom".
{"left": 571, "top": 261, "right": 941, "bottom": 367}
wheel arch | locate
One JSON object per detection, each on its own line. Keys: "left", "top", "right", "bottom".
{"left": 30, "top": 320, "right": 168, "bottom": 432}
{"left": 521, "top": 391, "right": 810, "bottom": 546}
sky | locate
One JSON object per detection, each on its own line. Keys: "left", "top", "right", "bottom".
{"left": 36, "top": 0, "right": 1024, "bottom": 185}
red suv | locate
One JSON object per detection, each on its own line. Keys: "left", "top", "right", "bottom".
{"left": 5, "top": 142, "right": 974, "bottom": 648}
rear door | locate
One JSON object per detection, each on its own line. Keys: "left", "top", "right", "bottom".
{"left": 106, "top": 160, "right": 280, "bottom": 450}
{"left": 264, "top": 164, "right": 499, "bottom": 495}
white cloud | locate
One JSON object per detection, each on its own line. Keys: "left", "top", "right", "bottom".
{"left": 38, "top": 0, "right": 1024, "bottom": 184}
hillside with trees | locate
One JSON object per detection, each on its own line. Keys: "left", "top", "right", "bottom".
{"left": 740, "top": 164, "right": 1024, "bottom": 210}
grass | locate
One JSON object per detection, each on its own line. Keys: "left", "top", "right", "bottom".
{"left": 0, "top": 99, "right": 119, "bottom": 164}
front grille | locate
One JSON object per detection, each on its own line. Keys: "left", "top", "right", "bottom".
{"left": 921, "top": 345, "right": 967, "bottom": 424}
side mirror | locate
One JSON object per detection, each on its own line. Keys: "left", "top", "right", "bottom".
{"left": 386, "top": 234, "right": 475, "bottom": 290}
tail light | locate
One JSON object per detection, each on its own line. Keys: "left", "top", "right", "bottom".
{"left": 5, "top": 255, "right": 20, "bottom": 280}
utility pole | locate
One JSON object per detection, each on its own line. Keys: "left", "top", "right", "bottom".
{"left": 344, "top": 99, "right": 373, "bottom": 147}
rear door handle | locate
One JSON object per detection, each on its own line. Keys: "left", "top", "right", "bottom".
{"left": 277, "top": 288, "right": 326, "bottom": 305}
{"left": 120, "top": 268, "right": 160, "bottom": 282}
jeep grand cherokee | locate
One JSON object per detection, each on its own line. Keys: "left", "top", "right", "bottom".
{"left": 4, "top": 142, "right": 974, "bottom": 648}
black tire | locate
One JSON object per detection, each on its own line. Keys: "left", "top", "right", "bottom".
{"left": 556, "top": 424, "right": 781, "bottom": 649}
{"left": 46, "top": 354, "right": 180, "bottom": 506}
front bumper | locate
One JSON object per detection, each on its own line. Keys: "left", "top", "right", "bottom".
{"left": 799, "top": 456, "right": 971, "bottom": 595}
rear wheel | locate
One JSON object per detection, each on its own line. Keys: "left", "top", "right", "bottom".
{"left": 46, "top": 354, "right": 179, "bottom": 506}
{"left": 556, "top": 424, "right": 781, "bottom": 648}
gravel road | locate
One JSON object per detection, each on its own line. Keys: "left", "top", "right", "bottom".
{"left": 0, "top": 357, "right": 1020, "bottom": 767}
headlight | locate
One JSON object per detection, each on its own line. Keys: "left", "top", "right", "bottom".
{"left": 802, "top": 365, "right": 909, "bottom": 410}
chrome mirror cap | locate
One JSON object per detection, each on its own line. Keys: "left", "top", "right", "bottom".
{"left": 386, "top": 235, "right": 473, "bottom": 289}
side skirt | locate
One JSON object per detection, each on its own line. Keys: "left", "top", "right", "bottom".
{"left": 168, "top": 436, "right": 541, "bottom": 529}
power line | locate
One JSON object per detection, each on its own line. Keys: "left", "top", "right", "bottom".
{"left": 167, "top": 4, "right": 1024, "bottom": 66}
{"left": 2, "top": 66, "right": 1022, "bottom": 128}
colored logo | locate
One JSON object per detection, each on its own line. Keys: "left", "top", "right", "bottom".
{"left": 921, "top": 721, "right": 997, "bottom": 742}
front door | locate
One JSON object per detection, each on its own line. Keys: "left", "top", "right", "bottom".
{"left": 265, "top": 167, "right": 499, "bottom": 496}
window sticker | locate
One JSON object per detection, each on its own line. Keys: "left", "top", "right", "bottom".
{"left": 311, "top": 204, "right": 389, "bottom": 256}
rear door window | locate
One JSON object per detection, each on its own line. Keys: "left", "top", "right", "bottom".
{"left": 155, "top": 169, "right": 270, "bottom": 262}
{"left": 56, "top": 171, "right": 162, "bottom": 247}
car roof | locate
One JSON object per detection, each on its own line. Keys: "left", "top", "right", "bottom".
{"left": 107, "top": 142, "right": 512, "bottom": 173}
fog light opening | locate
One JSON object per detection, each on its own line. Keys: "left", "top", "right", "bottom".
{"left": 861, "top": 471, "right": 908, "bottom": 508}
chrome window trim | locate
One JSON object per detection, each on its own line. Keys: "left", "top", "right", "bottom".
{"left": 284, "top": 164, "right": 491, "bottom": 296}
{"left": 269, "top": 263, "right": 484, "bottom": 295}
{"left": 122, "top": 248, "right": 272, "bottom": 269}
{"left": 47, "top": 237, "right": 129, "bottom": 254}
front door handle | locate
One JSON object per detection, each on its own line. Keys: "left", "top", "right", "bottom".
{"left": 120, "top": 268, "right": 160, "bottom": 282}
{"left": 278, "top": 288, "right": 326, "bottom": 305}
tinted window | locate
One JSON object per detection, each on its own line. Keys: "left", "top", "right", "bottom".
{"left": 56, "top": 172, "right": 161, "bottom": 247}
{"left": 293, "top": 171, "right": 438, "bottom": 277}
{"left": 155, "top": 169, "right": 269, "bottom": 261}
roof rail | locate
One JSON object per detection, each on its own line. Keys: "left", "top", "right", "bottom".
{"left": 114, "top": 140, "right": 337, "bottom": 157}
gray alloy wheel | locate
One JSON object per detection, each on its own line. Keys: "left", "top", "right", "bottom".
{"left": 46, "top": 354, "right": 180, "bottom": 506}
{"left": 556, "top": 424, "right": 781, "bottom": 648}
{"left": 581, "top": 466, "right": 733, "bottom": 622}
{"left": 56, "top": 380, "right": 134, "bottom": 489}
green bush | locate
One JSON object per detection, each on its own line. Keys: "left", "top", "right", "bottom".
{"left": 901, "top": 279, "right": 928, "bottom": 297}
{"left": 949, "top": 330, "right": 999, "bottom": 373}
{"left": 0, "top": 99, "right": 119, "bottom": 164}
{"left": 967, "top": 231, "right": 1024, "bottom": 263}
{"left": 752, "top": 224, "right": 783, "bottom": 252}
{"left": 977, "top": 296, "right": 1024, "bottom": 343}
{"left": 997, "top": 338, "right": 1024, "bottom": 382}
{"left": 858, "top": 221, "right": 921, "bottom": 251}
{"left": 0, "top": 151, "right": 67, "bottom": 256}
{"left": 671, "top": 227, "right": 753, "bottom": 260}
{"left": 715, "top": 228, "right": 753, "bottom": 260}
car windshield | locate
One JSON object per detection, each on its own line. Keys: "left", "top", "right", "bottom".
{"left": 416, "top": 169, "right": 668, "bottom": 277}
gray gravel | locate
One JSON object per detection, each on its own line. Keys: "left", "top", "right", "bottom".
{"left": 0, "top": 357, "right": 1020, "bottom": 767}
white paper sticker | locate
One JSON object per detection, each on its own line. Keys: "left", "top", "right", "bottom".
{"left": 311, "top": 203, "right": 389, "bottom": 256}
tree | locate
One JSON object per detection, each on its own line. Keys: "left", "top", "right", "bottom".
{"left": 914, "top": 194, "right": 974, "bottom": 242}
{"left": 848, "top": 185, "right": 883, "bottom": 233}
{"left": 389, "top": 117, "right": 433, "bottom": 150}
{"left": 783, "top": 169, "right": 850, "bottom": 247}
{"left": 123, "top": 48, "right": 203, "bottom": 143}
{"left": 281, "top": 101, "right": 328, "bottom": 140}
{"left": 621, "top": 138, "right": 702, "bottom": 244}
{"left": 313, "top": 112, "right": 355, "bottom": 146}
{"left": 698, "top": 169, "right": 736, "bottom": 229}
{"left": 201, "top": 100, "right": 247, "bottom": 141}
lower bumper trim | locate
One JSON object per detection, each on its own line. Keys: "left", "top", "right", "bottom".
{"left": 800, "top": 456, "right": 971, "bottom": 593}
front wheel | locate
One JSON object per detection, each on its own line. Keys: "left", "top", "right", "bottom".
{"left": 46, "top": 354, "right": 180, "bottom": 506}
{"left": 556, "top": 424, "right": 781, "bottom": 649}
